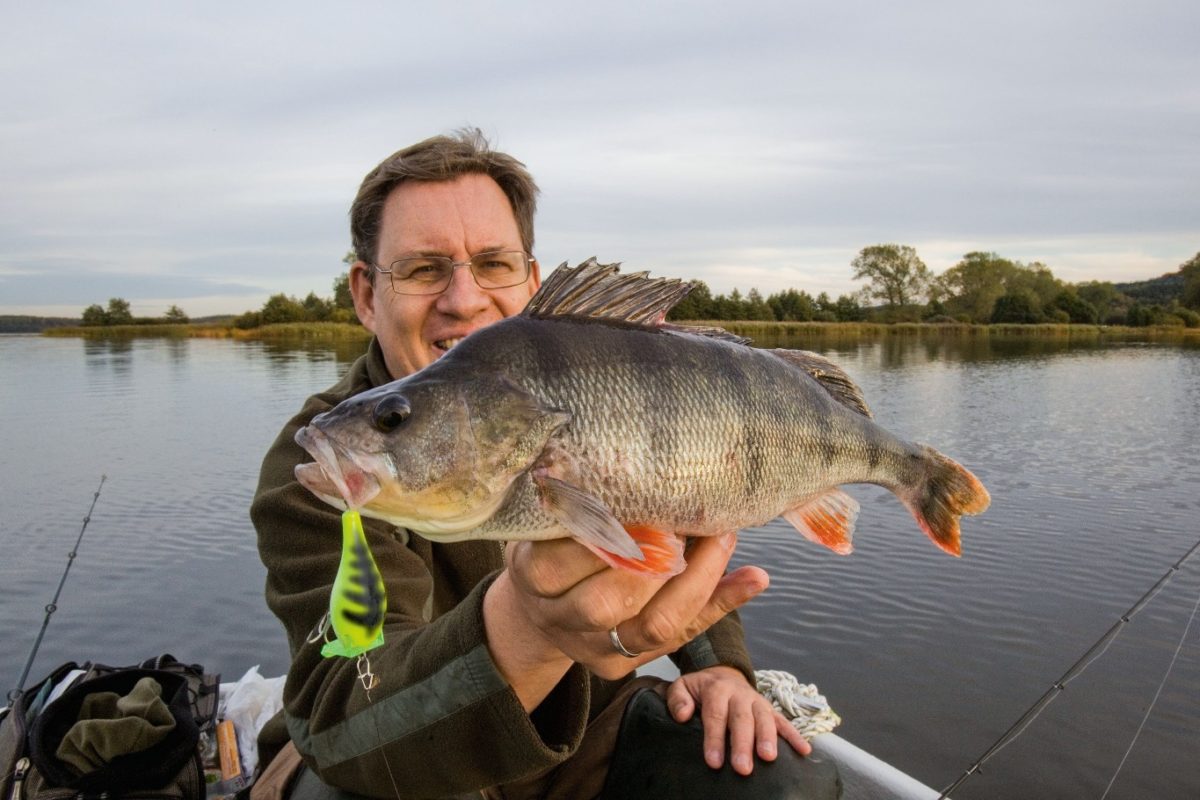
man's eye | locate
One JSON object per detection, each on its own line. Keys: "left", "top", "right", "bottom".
{"left": 399, "top": 261, "right": 445, "bottom": 281}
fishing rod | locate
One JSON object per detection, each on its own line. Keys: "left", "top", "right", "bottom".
{"left": 6, "top": 475, "right": 106, "bottom": 702}
{"left": 938, "top": 534, "right": 1200, "bottom": 798}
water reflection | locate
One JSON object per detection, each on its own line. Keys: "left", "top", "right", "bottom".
{"left": 82, "top": 337, "right": 134, "bottom": 377}
{"left": 164, "top": 337, "right": 190, "bottom": 364}
{"left": 250, "top": 337, "right": 369, "bottom": 368}
{"left": 750, "top": 328, "right": 1197, "bottom": 368}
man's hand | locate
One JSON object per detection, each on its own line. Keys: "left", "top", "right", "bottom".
{"left": 665, "top": 665, "right": 812, "bottom": 775}
{"left": 482, "top": 533, "right": 768, "bottom": 710}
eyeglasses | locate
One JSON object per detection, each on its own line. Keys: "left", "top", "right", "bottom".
{"left": 373, "top": 250, "right": 533, "bottom": 296}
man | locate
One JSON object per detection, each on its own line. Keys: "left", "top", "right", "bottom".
{"left": 251, "top": 130, "right": 814, "bottom": 799}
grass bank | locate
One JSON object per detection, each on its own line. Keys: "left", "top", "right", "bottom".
{"left": 42, "top": 320, "right": 1200, "bottom": 343}
{"left": 44, "top": 321, "right": 372, "bottom": 341}
{"left": 708, "top": 320, "right": 1200, "bottom": 342}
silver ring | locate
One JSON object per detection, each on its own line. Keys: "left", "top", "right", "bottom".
{"left": 608, "top": 627, "right": 642, "bottom": 658}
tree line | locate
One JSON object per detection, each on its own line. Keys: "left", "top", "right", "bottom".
{"left": 841, "top": 246, "right": 1199, "bottom": 327}
{"left": 79, "top": 248, "right": 1200, "bottom": 329}
{"left": 81, "top": 298, "right": 190, "bottom": 326}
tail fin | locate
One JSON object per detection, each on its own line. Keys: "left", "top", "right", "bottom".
{"left": 901, "top": 446, "right": 990, "bottom": 556}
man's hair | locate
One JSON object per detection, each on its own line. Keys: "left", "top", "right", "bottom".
{"left": 350, "top": 128, "right": 540, "bottom": 269}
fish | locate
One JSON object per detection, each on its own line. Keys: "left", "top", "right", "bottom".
{"left": 294, "top": 259, "right": 990, "bottom": 576}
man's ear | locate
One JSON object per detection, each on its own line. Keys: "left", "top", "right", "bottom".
{"left": 529, "top": 257, "right": 542, "bottom": 291}
{"left": 349, "top": 261, "right": 377, "bottom": 332}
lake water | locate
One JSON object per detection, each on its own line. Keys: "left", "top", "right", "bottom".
{"left": 1, "top": 332, "right": 1197, "bottom": 798}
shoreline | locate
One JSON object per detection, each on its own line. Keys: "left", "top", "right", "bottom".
{"left": 38, "top": 319, "right": 1200, "bottom": 343}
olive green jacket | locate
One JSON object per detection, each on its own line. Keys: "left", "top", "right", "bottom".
{"left": 251, "top": 338, "right": 754, "bottom": 799}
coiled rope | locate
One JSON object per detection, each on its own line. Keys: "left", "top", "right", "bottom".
{"left": 756, "top": 669, "right": 842, "bottom": 739}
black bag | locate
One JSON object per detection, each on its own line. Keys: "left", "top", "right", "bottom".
{"left": 598, "top": 688, "right": 842, "bottom": 800}
{"left": 1, "top": 655, "right": 218, "bottom": 800}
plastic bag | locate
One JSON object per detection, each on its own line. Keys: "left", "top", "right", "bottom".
{"left": 217, "top": 666, "right": 285, "bottom": 777}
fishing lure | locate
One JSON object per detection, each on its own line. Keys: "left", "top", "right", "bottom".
{"left": 321, "top": 509, "right": 387, "bottom": 659}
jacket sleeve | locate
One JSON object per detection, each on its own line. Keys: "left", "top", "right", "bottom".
{"left": 672, "top": 608, "right": 756, "bottom": 687}
{"left": 251, "top": 391, "right": 592, "bottom": 799}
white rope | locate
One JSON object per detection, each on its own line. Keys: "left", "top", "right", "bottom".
{"left": 755, "top": 669, "right": 842, "bottom": 739}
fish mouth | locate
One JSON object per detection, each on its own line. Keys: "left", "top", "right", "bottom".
{"left": 294, "top": 425, "right": 385, "bottom": 510}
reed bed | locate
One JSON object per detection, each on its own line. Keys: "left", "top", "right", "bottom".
{"left": 43, "top": 320, "right": 1199, "bottom": 343}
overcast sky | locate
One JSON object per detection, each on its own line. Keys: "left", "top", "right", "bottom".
{"left": 2, "top": 1, "right": 1197, "bottom": 317}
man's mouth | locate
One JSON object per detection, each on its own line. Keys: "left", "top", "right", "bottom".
{"left": 433, "top": 337, "right": 464, "bottom": 352}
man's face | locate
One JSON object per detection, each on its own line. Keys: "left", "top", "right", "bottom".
{"left": 349, "top": 173, "right": 541, "bottom": 379}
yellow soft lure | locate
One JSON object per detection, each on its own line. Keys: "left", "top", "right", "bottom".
{"left": 321, "top": 509, "right": 386, "bottom": 658}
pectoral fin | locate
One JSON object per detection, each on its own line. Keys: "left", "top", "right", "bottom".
{"left": 782, "top": 489, "right": 859, "bottom": 555}
{"left": 598, "top": 524, "right": 686, "bottom": 577}
{"left": 535, "top": 475, "right": 643, "bottom": 560}
{"left": 534, "top": 476, "right": 686, "bottom": 576}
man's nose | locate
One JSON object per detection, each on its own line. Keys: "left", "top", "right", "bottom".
{"left": 436, "top": 262, "right": 492, "bottom": 316}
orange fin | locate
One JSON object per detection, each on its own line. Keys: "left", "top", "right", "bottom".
{"left": 781, "top": 489, "right": 859, "bottom": 555}
{"left": 584, "top": 524, "right": 686, "bottom": 577}
{"left": 536, "top": 475, "right": 644, "bottom": 561}
{"left": 902, "top": 446, "right": 990, "bottom": 557}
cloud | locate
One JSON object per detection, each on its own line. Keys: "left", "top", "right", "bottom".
{"left": 1, "top": 1, "right": 1197, "bottom": 314}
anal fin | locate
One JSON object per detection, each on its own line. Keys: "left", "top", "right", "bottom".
{"left": 781, "top": 489, "right": 859, "bottom": 555}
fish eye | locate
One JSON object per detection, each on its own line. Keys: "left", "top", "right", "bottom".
{"left": 373, "top": 393, "right": 412, "bottom": 432}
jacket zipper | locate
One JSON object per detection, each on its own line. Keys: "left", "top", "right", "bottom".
{"left": 9, "top": 757, "right": 29, "bottom": 800}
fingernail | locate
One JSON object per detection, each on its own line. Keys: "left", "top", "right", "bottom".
{"left": 706, "top": 749, "right": 722, "bottom": 768}
{"left": 733, "top": 753, "right": 751, "bottom": 773}
{"left": 761, "top": 740, "right": 776, "bottom": 757}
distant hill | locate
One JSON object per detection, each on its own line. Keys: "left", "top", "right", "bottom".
{"left": 0, "top": 315, "right": 81, "bottom": 333}
{"left": 1114, "top": 272, "right": 1185, "bottom": 305}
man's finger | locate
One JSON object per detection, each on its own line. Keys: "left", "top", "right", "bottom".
{"left": 666, "top": 678, "right": 697, "bottom": 722}
{"left": 701, "top": 697, "right": 729, "bottom": 770}
{"left": 727, "top": 696, "right": 757, "bottom": 775}
{"left": 775, "top": 711, "right": 813, "bottom": 756}
{"left": 624, "top": 534, "right": 744, "bottom": 650}
{"left": 507, "top": 538, "right": 607, "bottom": 598}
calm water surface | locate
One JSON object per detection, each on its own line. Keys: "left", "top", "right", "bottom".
{"left": 1, "top": 332, "right": 1197, "bottom": 798}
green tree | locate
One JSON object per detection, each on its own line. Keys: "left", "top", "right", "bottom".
{"left": 81, "top": 304, "right": 107, "bottom": 326}
{"left": 938, "top": 252, "right": 1020, "bottom": 322}
{"left": 1050, "top": 290, "right": 1098, "bottom": 324}
{"left": 260, "top": 293, "right": 307, "bottom": 324}
{"left": 333, "top": 273, "right": 354, "bottom": 310}
{"left": 851, "top": 244, "right": 931, "bottom": 309}
{"left": 831, "top": 293, "right": 866, "bottom": 321}
{"left": 668, "top": 280, "right": 716, "bottom": 320}
{"left": 105, "top": 297, "right": 133, "bottom": 325}
{"left": 991, "top": 289, "right": 1043, "bottom": 323}
{"left": 163, "top": 305, "right": 189, "bottom": 324}
{"left": 302, "top": 292, "right": 333, "bottom": 322}
{"left": 744, "top": 288, "right": 774, "bottom": 321}
{"left": 1007, "top": 262, "right": 1063, "bottom": 309}
{"left": 767, "top": 288, "right": 815, "bottom": 321}
{"left": 1075, "top": 281, "right": 1121, "bottom": 321}
{"left": 1181, "top": 252, "right": 1200, "bottom": 310}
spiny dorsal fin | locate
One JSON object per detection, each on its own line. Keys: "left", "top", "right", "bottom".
{"left": 770, "top": 349, "right": 873, "bottom": 418}
{"left": 524, "top": 258, "right": 692, "bottom": 326}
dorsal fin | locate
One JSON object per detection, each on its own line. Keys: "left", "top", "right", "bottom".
{"left": 524, "top": 258, "right": 692, "bottom": 326}
{"left": 770, "top": 349, "right": 873, "bottom": 418}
